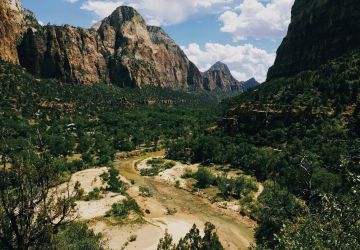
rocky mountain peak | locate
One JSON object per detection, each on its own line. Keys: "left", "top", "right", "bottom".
{"left": 1, "top": 1, "right": 257, "bottom": 93}
{"left": 203, "top": 62, "right": 258, "bottom": 91}
{"left": 208, "top": 61, "right": 231, "bottom": 74}
{"left": 100, "top": 5, "right": 145, "bottom": 30}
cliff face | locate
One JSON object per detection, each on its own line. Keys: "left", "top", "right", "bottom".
{"left": 16, "top": 6, "right": 204, "bottom": 89}
{"left": 0, "top": 0, "right": 37, "bottom": 63}
{"left": 2, "top": 1, "right": 255, "bottom": 91}
{"left": 203, "top": 62, "right": 259, "bottom": 91}
{"left": 18, "top": 25, "right": 108, "bottom": 84}
{"left": 267, "top": 0, "right": 360, "bottom": 80}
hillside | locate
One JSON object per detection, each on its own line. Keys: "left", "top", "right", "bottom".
{"left": 165, "top": 0, "right": 360, "bottom": 249}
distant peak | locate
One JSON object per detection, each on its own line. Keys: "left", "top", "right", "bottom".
{"left": 208, "top": 61, "right": 231, "bottom": 74}
{"left": 104, "top": 5, "right": 144, "bottom": 25}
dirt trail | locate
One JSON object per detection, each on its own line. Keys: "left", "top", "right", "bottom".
{"left": 108, "top": 151, "right": 255, "bottom": 250}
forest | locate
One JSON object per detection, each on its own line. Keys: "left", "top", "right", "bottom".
{"left": 0, "top": 50, "right": 359, "bottom": 249}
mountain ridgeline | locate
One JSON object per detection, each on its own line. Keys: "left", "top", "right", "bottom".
{"left": 267, "top": 0, "right": 360, "bottom": 80}
{"left": 0, "top": 0, "right": 257, "bottom": 91}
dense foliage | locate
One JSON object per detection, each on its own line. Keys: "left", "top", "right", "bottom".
{"left": 166, "top": 50, "right": 360, "bottom": 249}
{"left": 0, "top": 60, "right": 221, "bottom": 249}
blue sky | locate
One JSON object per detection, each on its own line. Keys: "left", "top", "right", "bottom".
{"left": 22, "top": 0, "right": 295, "bottom": 82}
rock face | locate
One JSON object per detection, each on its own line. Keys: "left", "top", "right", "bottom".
{"left": 203, "top": 62, "right": 259, "bottom": 91}
{"left": 18, "top": 25, "right": 108, "bottom": 84}
{"left": 0, "top": 0, "right": 38, "bottom": 63}
{"left": 2, "top": 2, "right": 256, "bottom": 91}
{"left": 17, "top": 6, "right": 204, "bottom": 89}
{"left": 267, "top": 0, "right": 360, "bottom": 80}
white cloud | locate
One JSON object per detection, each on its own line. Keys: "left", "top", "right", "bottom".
{"left": 80, "top": 0, "right": 232, "bottom": 26}
{"left": 219, "top": 0, "right": 294, "bottom": 40}
{"left": 182, "top": 42, "right": 275, "bottom": 82}
{"left": 65, "top": 0, "right": 79, "bottom": 3}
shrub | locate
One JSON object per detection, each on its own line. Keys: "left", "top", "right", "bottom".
{"left": 194, "top": 167, "right": 215, "bottom": 188}
{"left": 52, "top": 222, "right": 104, "bottom": 250}
{"left": 106, "top": 197, "right": 141, "bottom": 218}
{"left": 85, "top": 187, "right": 102, "bottom": 201}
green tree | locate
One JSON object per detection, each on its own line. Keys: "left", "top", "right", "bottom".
{"left": 157, "top": 230, "right": 175, "bottom": 250}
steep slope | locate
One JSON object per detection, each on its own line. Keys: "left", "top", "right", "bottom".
{"left": 0, "top": 0, "right": 38, "bottom": 63}
{"left": 267, "top": 0, "right": 360, "bottom": 80}
{"left": 18, "top": 25, "right": 108, "bottom": 85}
{"left": 203, "top": 62, "right": 259, "bottom": 91}
{"left": 15, "top": 5, "right": 204, "bottom": 89}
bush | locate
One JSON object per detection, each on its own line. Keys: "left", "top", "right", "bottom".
{"left": 51, "top": 222, "right": 104, "bottom": 250}
{"left": 106, "top": 197, "right": 141, "bottom": 218}
{"left": 85, "top": 187, "right": 102, "bottom": 201}
{"left": 194, "top": 167, "right": 215, "bottom": 188}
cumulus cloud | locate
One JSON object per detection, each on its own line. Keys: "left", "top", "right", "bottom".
{"left": 80, "top": 0, "right": 232, "bottom": 26}
{"left": 219, "top": 0, "right": 294, "bottom": 40}
{"left": 182, "top": 43, "right": 275, "bottom": 82}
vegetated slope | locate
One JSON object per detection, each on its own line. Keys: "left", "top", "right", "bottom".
{"left": 167, "top": 47, "right": 360, "bottom": 250}
{"left": 166, "top": 2, "right": 360, "bottom": 247}
{"left": 0, "top": 59, "right": 220, "bottom": 165}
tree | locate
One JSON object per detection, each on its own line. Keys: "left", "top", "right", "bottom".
{"left": 0, "top": 151, "right": 79, "bottom": 250}
{"left": 176, "top": 224, "right": 202, "bottom": 250}
{"left": 157, "top": 230, "right": 175, "bottom": 250}
{"left": 51, "top": 222, "right": 104, "bottom": 250}
{"left": 158, "top": 223, "right": 224, "bottom": 250}
{"left": 194, "top": 167, "right": 215, "bottom": 189}
{"left": 201, "top": 222, "right": 224, "bottom": 250}
{"left": 107, "top": 167, "right": 124, "bottom": 193}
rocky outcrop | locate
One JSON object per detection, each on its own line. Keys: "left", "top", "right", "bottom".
{"left": 2, "top": 1, "right": 256, "bottom": 92}
{"left": 203, "top": 62, "right": 259, "bottom": 91}
{"left": 267, "top": 0, "right": 360, "bottom": 80}
{"left": 18, "top": 25, "right": 108, "bottom": 84}
{"left": 0, "top": 0, "right": 38, "bottom": 63}
{"left": 16, "top": 5, "right": 204, "bottom": 89}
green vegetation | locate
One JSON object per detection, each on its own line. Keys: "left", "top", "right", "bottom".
{"left": 140, "top": 158, "right": 175, "bottom": 176}
{"left": 106, "top": 197, "right": 141, "bottom": 218}
{"left": 193, "top": 167, "right": 216, "bottom": 188}
{"left": 100, "top": 167, "right": 127, "bottom": 193}
{"left": 0, "top": 60, "right": 220, "bottom": 249}
{"left": 84, "top": 187, "right": 102, "bottom": 201}
{"left": 157, "top": 222, "right": 223, "bottom": 250}
{"left": 167, "top": 50, "right": 360, "bottom": 248}
{"left": 217, "top": 175, "right": 258, "bottom": 200}
{"left": 1, "top": 46, "right": 359, "bottom": 249}
{"left": 51, "top": 222, "right": 104, "bottom": 250}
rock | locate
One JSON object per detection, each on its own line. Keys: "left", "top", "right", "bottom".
{"left": 1, "top": 2, "right": 257, "bottom": 92}
{"left": 203, "top": 61, "right": 259, "bottom": 91}
{"left": 267, "top": 0, "right": 360, "bottom": 80}
{"left": 18, "top": 25, "right": 108, "bottom": 84}
{"left": 16, "top": 5, "right": 205, "bottom": 89}
{"left": 0, "top": 0, "right": 38, "bottom": 63}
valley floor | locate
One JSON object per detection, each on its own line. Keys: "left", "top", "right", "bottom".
{"left": 70, "top": 151, "right": 256, "bottom": 250}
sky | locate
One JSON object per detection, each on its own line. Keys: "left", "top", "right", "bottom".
{"left": 22, "top": 0, "right": 295, "bottom": 83}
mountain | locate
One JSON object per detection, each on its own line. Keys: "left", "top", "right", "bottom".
{"left": 0, "top": 1, "right": 255, "bottom": 92}
{"left": 267, "top": 0, "right": 360, "bottom": 80}
{"left": 203, "top": 61, "right": 259, "bottom": 91}
{"left": 0, "top": 0, "right": 38, "bottom": 64}
{"left": 223, "top": 0, "right": 360, "bottom": 134}
{"left": 17, "top": 6, "right": 204, "bottom": 89}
